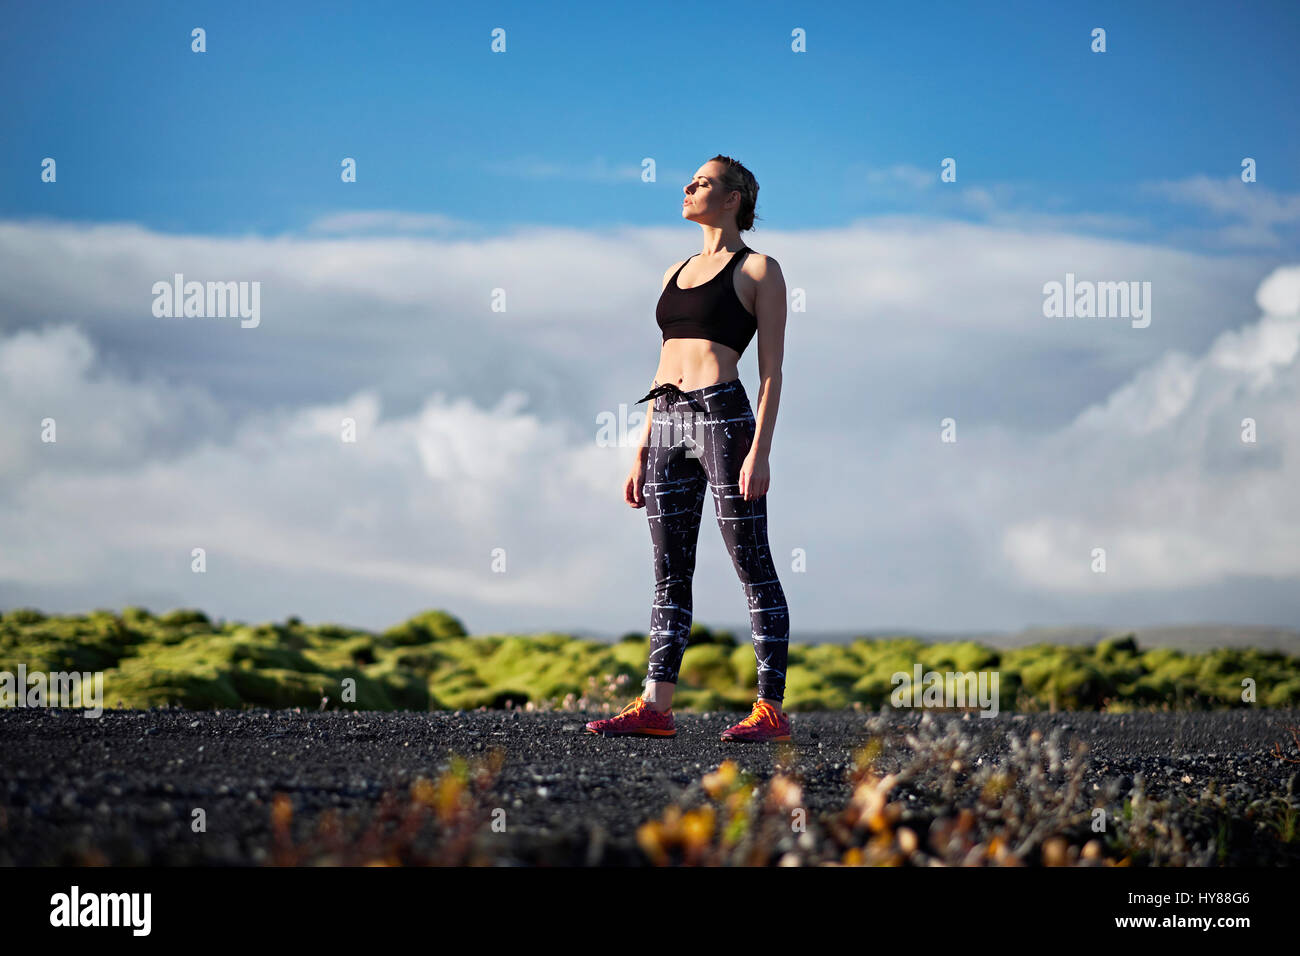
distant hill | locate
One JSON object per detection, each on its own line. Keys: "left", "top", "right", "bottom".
{"left": 977, "top": 624, "right": 1300, "bottom": 654}
{"left": 570, "top": 624, "right": 1300, "bottom": 654}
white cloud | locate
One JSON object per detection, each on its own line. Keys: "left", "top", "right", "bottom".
{"left": 0, "top": 217, "right": 1296, "bottom": 631}
{"left": 0, "top": 325, "right": 229, "bottom": 478}
{"left": 862, "top": 164, "right": 938, "bottom": 191}
{"left": 1257, "top": 264, "right": 1300, "bottom": 315}
{"left": 0, "top": 325, "right": 627, "bottom": 616}
{"left": 991, "top": 264, "right": 1300, "bottom": 591}
{"left": 1143, "top": 175, "right": 1300, "bottom": 249}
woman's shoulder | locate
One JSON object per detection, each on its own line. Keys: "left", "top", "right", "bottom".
{"left": 738, "top": 249, "right": 782, "bottom": 281}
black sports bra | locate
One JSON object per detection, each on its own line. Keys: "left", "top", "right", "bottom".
{"left": 655, "top": 245, "right": 756, "bottom": 356}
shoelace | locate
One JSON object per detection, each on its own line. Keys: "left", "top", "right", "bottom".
{"left": 736, "top": 701, "right": 776, "bottom": 728}
{"left": 614, "top": 697, "right": 647, "bottom": 719}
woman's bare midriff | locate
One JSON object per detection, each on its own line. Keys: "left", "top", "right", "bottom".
{"left": 653, "top": 338, "right": 741, "bottom": 391}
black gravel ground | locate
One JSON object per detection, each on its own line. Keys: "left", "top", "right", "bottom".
{"left": 1, "top": 707, "right": 1297, "bottom": 865}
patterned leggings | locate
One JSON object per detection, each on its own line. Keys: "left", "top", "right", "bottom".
{"left": 637, "top": 378, "right": 789, "bottom": 701}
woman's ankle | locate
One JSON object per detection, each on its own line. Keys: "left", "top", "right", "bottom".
{"left": 642, "top": 682, "right": 675, "bottom": 712}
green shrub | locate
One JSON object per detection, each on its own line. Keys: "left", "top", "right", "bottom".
{"left": 3, "top": 608, "right": 1297, "bottom": 713}
{"left": 382, "top": 609, "right": 468, "bottom": 645}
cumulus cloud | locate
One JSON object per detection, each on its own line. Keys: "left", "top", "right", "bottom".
{"left": 990, "top": 265, "right": 1300, "bottom": 590}
{"left": 0, "top": 325, "right": 629, "bottom": 625}
{"left": 0, "top": 325, "right": 230, "bottom": 478}
{"left": 0, "top": 217, "right": 1296, "bottom": 632}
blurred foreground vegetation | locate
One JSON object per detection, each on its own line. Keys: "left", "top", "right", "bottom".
{"left": 1, "top": 607, "right": 1297, "bottom": 712}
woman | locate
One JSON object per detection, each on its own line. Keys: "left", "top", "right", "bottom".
{"left": 586, "top": 155, "right": 791, "bottom": 742}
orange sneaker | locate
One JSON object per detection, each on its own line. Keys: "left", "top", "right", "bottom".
{"left": 720, "top": 700, "right": 791, "bottom": 742}
{"left": 585, "top": 696, "right": 676, "bottom": 737}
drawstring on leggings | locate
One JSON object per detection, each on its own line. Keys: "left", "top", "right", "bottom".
{"left": 635, "top": 382, "right": 701, "bottom": 409}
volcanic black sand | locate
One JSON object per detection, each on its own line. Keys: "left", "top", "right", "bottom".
{"left": 1, "top": 708, "right": 1296, "bottom": 865}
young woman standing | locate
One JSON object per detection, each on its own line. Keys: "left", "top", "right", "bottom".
{"left": 587, "top": 155, "right": 792, "bottom": 742}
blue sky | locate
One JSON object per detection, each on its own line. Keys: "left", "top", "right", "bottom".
{"left": 2, "top": 0, "right": 1300, "bottom": 638}
{"left": 3, "top": 0, "right": 1298, "bottom": 241}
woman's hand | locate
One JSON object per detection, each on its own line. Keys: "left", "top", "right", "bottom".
{"left": 624, "top": 450, "right": 648, "bottom": 508}
{"left": 740, "top": 449, "right": 770, "bottom": 500}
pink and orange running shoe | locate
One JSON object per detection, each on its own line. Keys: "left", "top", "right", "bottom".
{"left": 585, "top": 696, "right": 676, "bottom": 737}
{"left": 720, "top": 700, "right": 792, "bottom": 742}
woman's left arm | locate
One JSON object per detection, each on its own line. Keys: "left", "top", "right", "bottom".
{"left": 740, "top": 254, "right": 787, "bottom": 501}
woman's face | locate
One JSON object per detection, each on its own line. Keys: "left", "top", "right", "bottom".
{"left": 681, "top": 162, "right": 733, "bottom": 224}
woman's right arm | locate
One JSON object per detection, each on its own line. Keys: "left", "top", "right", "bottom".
{"left": 625, "top": 401, "right": 654, "bottom": 508}
{"left": 635, "top": 387, "right": 655, "bottom": 452}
